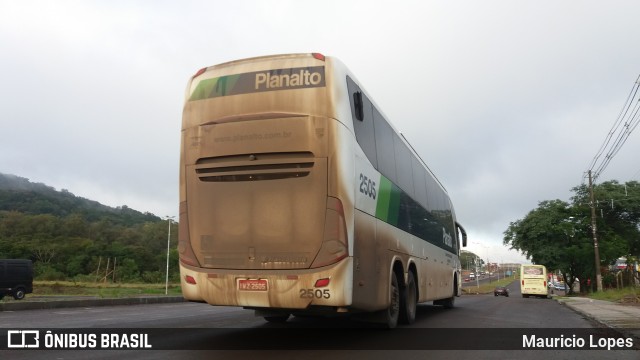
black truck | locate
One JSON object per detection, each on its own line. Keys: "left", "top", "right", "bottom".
{"left": 0, "top": 259, "right": 33, "bottom": 300}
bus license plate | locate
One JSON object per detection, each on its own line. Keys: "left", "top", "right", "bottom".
{"left": 238, "top": 279, "right": 268, "bottom": 291}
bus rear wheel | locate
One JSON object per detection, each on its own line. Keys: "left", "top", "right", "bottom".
{"left": 381, "top": 271, "right": 401, "bottom": 329}
{"left": 399, "top": 271, "right": 417, "bottom": 324}
{"left": 435, "top": 279, "right": 456, "bottom": 309}
{"left": 440, "top": 295, "right": 455, "bottom": 309}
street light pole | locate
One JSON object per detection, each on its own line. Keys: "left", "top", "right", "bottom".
{"left": 165, "top": 216, "right": 175, "bottom": 295}
{"left": 475, "top": 257, "right": 480, "bottom": 289}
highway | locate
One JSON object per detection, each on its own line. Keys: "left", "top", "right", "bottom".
{"left": 1, "top": 280, "right": 637, "bottom": 360}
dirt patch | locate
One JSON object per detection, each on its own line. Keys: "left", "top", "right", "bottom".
{"left": 619, "top": 294, "right": 640, "bottom": 306}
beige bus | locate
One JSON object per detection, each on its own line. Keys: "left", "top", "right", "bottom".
{"left": 178, "top": 53, "right": 467, "bottom": 328}
{"left": 520, "top": 264, "right": 548, "bottom": 298}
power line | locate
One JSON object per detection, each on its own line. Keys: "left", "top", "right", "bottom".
{"left": 592, "top": 97, "right": 640, "bottom": 178}
{"left": 587, "top": 74, "right": 640, "bottom": 181}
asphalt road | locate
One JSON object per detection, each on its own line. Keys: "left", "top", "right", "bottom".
{"left": 1, "top": 281, "right": 637, "bottom": 360}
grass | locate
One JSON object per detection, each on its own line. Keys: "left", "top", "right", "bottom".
{"left": 585, "top": 286, "right": 640, "bottom": 304}
{"left": 461, "top": 276, "right": 517, "bottom": 295}
{"left": 30, "top": 281, "right": 183, "bottom": 298}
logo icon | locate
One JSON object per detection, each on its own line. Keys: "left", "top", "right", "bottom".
{"left": 7, "top": 330, "right": 39, "bottom": 348}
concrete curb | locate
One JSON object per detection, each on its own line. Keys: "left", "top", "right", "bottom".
{"left": 0, "top": 296, "right": 186, "bottom": 311}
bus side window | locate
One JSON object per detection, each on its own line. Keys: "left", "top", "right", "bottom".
{"left": 373, "top": 107, "right": 396, "bottom": 184}
{"left": 347, "top": 76, "right": 378, "bottom": 168}
{"left": 393, "top": 133, "right": 414, "bottom": 197}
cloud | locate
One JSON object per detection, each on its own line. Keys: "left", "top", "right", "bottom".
{"left": 1, "top": 1, "right": 639, "bottom": 265}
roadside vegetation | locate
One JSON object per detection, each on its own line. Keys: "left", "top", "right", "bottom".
{"left": 461, "top": 277, "right": 517, "bottom": 295}
{"left": 585, "top": 286, "right": 639, "bottom": 304}
{"left": 503, "top": 180, "right": 639, "bottom": 295}
{"left": 462, "top": 275, "right": 639, "bottom": 304}
{"left": 0, "top": 173, "right": 181, "bottom": 284}
{"left": 0, "top": 281, "right": 182, "bottom": 302}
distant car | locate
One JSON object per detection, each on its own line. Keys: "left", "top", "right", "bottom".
{"left": 554, "top": 283, "right": 566, "bottom": 292}
{"left": 494, "top": 286, "right": 509, "bottom": 297}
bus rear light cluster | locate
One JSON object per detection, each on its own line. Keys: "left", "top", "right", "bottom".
{"left": 185, "top": 275, "right": 197, "bottom": 285}
{"left": 310, "top": 197, "right": 348, "bottom": 268}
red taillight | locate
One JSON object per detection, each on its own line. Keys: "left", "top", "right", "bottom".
{"left": 314, "top": 278, "right": 330, "bottom": 288}
{"left": 312, "top": 53, "right": 325, "bottom": 61}
{"left": 192, "top": 67, "right": 207, "bottom": 79}
{"left": 522, "top": 280, "right": 524, "bottom": 286}
{"left": 185, "top": 275, "right": 197, "bottom": 285}
{"left": 544, "top": 281, "right": 547, "bottom": 287}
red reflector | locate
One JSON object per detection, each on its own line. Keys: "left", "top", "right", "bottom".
{"left": 185, "top": 275, "right": 197, "bottom": 285}
{"left": 312, "top": 53, "right": 325, "bottom": 61}
{"left": 314, "top": 278, "right": 330, "bottom": 288}
{"left": 192, "top": 67, "right": 207, "bottom": 79}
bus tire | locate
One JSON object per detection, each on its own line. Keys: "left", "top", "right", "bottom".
{"left": 263, "top": 314, "right": 290, "bottom": 323}
{"left": 441, "top": 294, "right": 455, "bottom": 309}
{"left": 399, "top": 271, "right": 417, "bottom": 325}
{"left": 439, "top": 279, "right": 456, "bottom": 309}
{"left": 382, "top": 271, "right": 401, "bottom": 329}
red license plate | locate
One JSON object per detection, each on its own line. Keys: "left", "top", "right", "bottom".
{"left": 238, "top": 279, "right": 268, "bottom": 291}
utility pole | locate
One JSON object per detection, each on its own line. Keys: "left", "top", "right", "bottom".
{"left": 588, "top": 170, "right": 603, "bottom": 292}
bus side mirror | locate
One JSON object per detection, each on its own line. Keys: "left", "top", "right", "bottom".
{"left": 456, "top": 222, "right": 467, "bottom": 247}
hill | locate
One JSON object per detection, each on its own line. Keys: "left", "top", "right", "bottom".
{"left": 0, "top": 173, "right": 160, "bottom": 225}
{"left": 0, "top": 173, "right": 177, "bottom": 283}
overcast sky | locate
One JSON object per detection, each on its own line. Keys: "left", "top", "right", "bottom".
{"left": 1, "top": 1, "right": 639, "bottom": 263}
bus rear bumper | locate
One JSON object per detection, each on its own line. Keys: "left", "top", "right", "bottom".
{"left": 179, "top": 258, "right": 353, "bottom": 309}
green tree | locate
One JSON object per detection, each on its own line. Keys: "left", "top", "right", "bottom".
{"left": 504, "top": 180, "right": 640, "bottom": 293}
{"left": 460, "top": 250, "right": 481, "bottom": 270}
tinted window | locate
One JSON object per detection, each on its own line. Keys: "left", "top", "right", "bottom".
{"left": 425, "top": 171, "right": 440, "bottom": 211}
{"left": 347, "top": 76, "right": 377, "bottom": 167}
{"left": 411, "top": 157, "right": 428, "bottom": 208}
{"left": 393, "top": 134, "right": 414, "bottom": 196}
{"left": 373, "top": 107, "right": 396, "bottom": 183}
